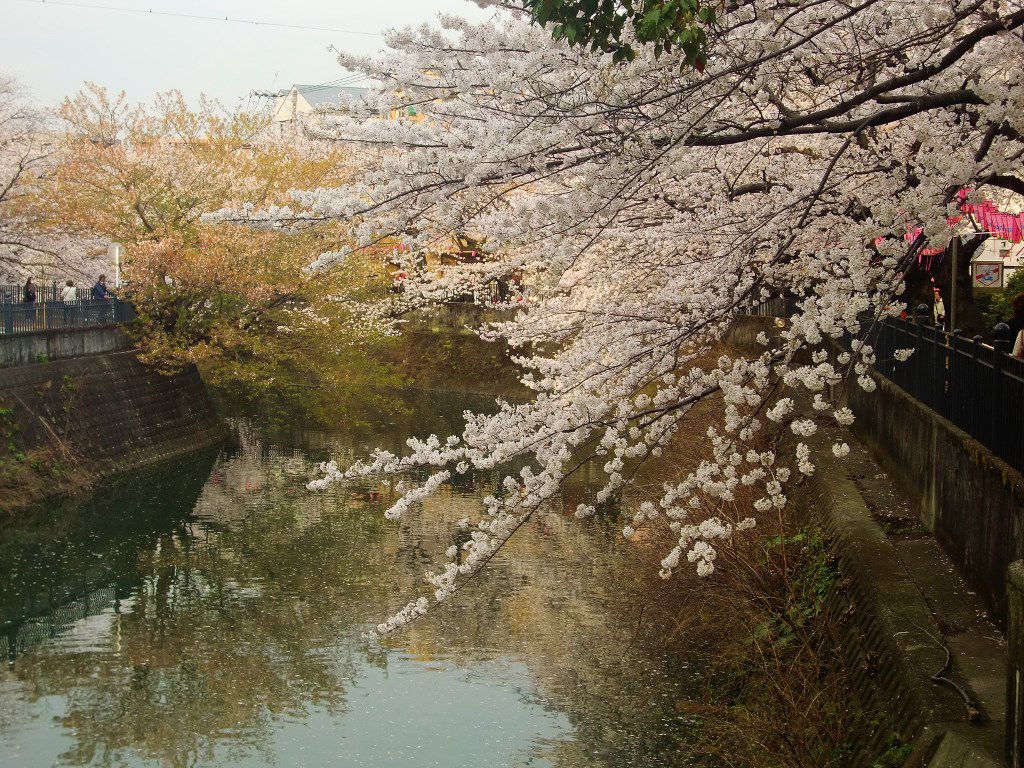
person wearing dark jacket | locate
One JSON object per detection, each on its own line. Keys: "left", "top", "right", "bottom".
{"left": 91, "top": 275, "right": 109, "bottom": 301}
{"left": 90, "top": 274, "right": 112, "bottom": 324}
{"left": 22, "top": 277, "right": 37, "bottom": 326}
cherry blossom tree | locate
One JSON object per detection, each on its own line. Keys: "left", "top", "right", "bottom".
{"left": 34, "top": 86, "right": 392, "bottom": 385}
{"left": 268, "top": 0, "right": 1024, "bottom": 631}
{"left": 0, "top": 75, "right": 65, "bottom": 282}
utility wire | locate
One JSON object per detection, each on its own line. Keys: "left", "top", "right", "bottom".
{"left": 292, "top": 78, "right": 368, "bottom": 94}
{"left": 251, "top": 73, "right": 370, "bottom": 100}
{"left": 13, "top": 0, "right": 382, "bottom": 37}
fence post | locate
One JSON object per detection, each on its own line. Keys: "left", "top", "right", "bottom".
{"left": 969, "top": 336, "right": 983, "bottom": 441}
{"left": 994, "top": 323, "right": 1012, "bottom": 461}
{"left": 1008, "top": 560, "right": 1024, "bottom": 767}
{"left": 915, "top": 304, "right": 929, "bottom": 404}
{"left": 2, "top": 299, "right": 11, "bottom": 335}
{"left": 937, "top": 325, "right": 950, "bottom": 417}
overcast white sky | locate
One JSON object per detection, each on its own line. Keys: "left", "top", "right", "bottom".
{"left": 2, "top": 0, "right": 496, "bottom": 109}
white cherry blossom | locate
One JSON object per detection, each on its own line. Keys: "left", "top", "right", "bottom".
{"left": 275, "top": 0, "right": 1024, "bottom": 630}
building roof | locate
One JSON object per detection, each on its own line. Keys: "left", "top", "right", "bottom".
{"left": 278, "top": 84, "right": 369, "bottom": 109}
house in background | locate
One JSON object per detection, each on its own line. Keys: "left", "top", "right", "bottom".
{"left": 272, "top": 84, "right": 369, "bottom": 125}
{"left": 271, "top": 83, "right": 426, "bottom": 127}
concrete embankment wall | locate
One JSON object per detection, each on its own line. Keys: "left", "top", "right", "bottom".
{"left": 847, "top": 373, "right": 1024, "bottom": 626}
{"left": 729, "top": 315, "right": 1024, "bottom": 625}
{"left": 847, "top": 373, "right": 1024, "bottom": 765}
{"left": 728, "top": 316, "right": 1014, "bottom": 765}
{"left": 790, "top": 438, "right": 972, "bottom": 766}
{"left": 0, "top": 327, "right": 131, "bottom": 368}
{"left": 0, "top": 350, "right": 228, "bottom": 477}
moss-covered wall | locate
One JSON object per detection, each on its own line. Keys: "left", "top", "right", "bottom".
{"left": 0, "top": 351, "right": 227, "bottom": 511}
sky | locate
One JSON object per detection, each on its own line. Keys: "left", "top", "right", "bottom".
{"left": 1, "top": 0, "right": 497, "bottom": 110}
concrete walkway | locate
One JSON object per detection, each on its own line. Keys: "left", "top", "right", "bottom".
{"left": 807, "top": 421, "right": 1007, "bottom": 767}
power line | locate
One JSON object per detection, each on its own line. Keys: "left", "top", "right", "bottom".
{"left": 14, "top": 0, "right": 382, "bottom": 37}
{"left": 293, "top": 77, "right": 368, "bottom": 94}
{"left": 251, "top": 74, "right": 371, "bottom": 100}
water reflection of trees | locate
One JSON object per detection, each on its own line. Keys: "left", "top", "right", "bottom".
{"left": 0, "top": 448, "right": 220, "bottom": 652}
{"left": 3, "top": 438, "right": 398, "bottom": 767}
{"left": 3, "top": 415, "right": 697, "bottom": 768}
{"left": 382, "top": 477, "right": 696, "bottom": 768}
{"left": 313, "top": 419, "right": 698, "bottom": 768}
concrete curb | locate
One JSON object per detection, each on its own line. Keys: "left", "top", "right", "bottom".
{"left": 796, "top": 425, "right": 1005, "bottom": 767}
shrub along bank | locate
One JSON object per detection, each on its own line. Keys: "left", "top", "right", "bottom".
{"left": 620, "top": 400, "right": 902, "bottom": 768}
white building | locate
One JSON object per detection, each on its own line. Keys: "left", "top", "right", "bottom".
{"left": 271, "top": 84, "right": 369, "bottom": 124}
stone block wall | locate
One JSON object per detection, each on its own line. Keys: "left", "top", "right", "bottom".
{"left": 0, "top": 351, "right": 227, "bottom": 475}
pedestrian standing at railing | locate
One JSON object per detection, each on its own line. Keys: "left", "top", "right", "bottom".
{"left": 91, "top": 274, "right": 111, "bottom": 324}
{"left": 23, "top": 277, "right": 36, "bottom": 326}
{"left": 60, "top": 280, "right": 77, "bottom": 324}
{"left": 932, "top": 287, "right": 946, "bottom": 329}
{"left": 91, "top": 274, "right": 109, "bottom": 301}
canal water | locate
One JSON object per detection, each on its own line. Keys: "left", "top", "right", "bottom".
{"left": 0, "top": 393, "right": 697, "bottom": 768}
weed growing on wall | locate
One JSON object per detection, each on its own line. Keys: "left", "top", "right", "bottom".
{"left": 0, "top": 384, "right": 90, "bottom": 514}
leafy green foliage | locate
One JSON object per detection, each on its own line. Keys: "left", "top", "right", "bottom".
{"left": 522, "top": 0, "right": 714, "bottom": 67}
{"left": 870, "top": 736, "right": 914, "bottom": 768}
{"left": 977, "top": 266, "right": 1024, "bottom": 334}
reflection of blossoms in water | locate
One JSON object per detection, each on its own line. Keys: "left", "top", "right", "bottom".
{"left": 2, "top": 408, "right": 701, "bottom": 768}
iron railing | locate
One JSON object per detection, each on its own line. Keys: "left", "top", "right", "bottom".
{"left": 1, "top": 298, "right": 135, "bottom": 334}
{"left": 864, "top": 305, "right": 1023, "bottom": 474}
{"left": 0, "top": 283, "right": 67, "bottom": 304}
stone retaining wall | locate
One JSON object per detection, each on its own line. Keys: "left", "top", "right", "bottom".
{"left": 729, "top": 314, "right": 1024, "bottom": 626}
{"left": 847, "top": 373, "right": 1024, "bottom": 627}
{"left": 0, "top": 327, "right": 131, "bottom": 368}
{"left": 793, "top": 435, "right": 994, "bottom": 766}
{"left": 0, "top": 351, "right": 227, "bottom": 479}
{"left": 728, "top": 316, "right": 1010, "bottom": 766}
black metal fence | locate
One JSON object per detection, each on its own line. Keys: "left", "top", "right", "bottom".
{"left": 0, "top": 283, "right": 69, "bottom": 304}
{"left": 853, "top": 306, "right": 1023, "bottom": 474}
{"left": 1, "top": 298, "right": 135, "bottom": 335}
{"left": 739, "top": 295, "right": 800, "bottom": 318}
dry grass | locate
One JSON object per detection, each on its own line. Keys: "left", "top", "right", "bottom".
{"left": 0, "top": 396, "right": 100, "bottom": 515}
{"left": 609, "top": 350, "right": 886, "bottom": 768}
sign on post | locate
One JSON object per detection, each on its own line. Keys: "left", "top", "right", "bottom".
{"left": 973, "top": 260, "right": 1003, "bottom": 290}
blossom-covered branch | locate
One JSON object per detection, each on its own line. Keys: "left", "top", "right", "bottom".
{"left": 274, "top": 0, "right": 1023, "bottom": 630}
